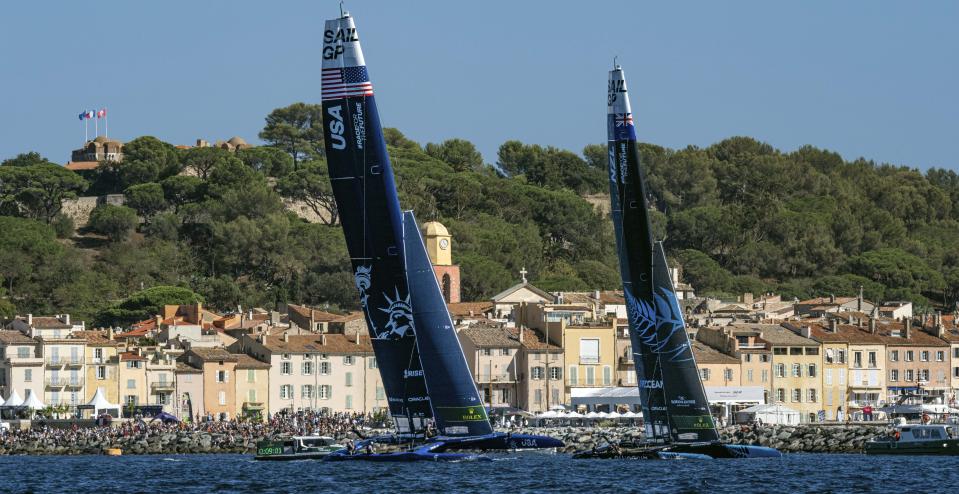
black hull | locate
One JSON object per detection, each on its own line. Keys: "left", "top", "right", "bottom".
{"left": 574, "top": 442, "right": 782, "bottom": 460}
{"left": 865, "top": 439, "right": 959, "bottom": 455}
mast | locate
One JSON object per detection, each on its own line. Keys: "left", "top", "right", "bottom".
{"left": 606, "top": 64, "right": 670, "bottom": 441}
{"left": 321, "top": 11, "right": 431, "bottom": 436}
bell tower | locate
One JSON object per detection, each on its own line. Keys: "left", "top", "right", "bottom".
{"left": 421, "top": 221, "right": 460, "bottom": 303}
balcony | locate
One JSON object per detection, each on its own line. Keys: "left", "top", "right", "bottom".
{"left": 5, "top": 356, "right": 44, "bottom": 366}
{"left": 476, "top": 374, "right": 515, "bottom": 383}
{"left": 579, "top": 356, "right": 600, "bottom": 365}
{"left": 151, "top": 382, "right": 175, "bottom": 392}
{"left": 45, "top": 357, "right": 84, "bottom": 367}
{"left": 45, "top": 377, "right": 84, "bottom": 388}
{"left": 619, "top": 355, "right": 634, "bottom": 366}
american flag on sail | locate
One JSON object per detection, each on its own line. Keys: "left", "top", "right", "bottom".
{"left": 322, "top": 66, "right": 374, "bottom": 101}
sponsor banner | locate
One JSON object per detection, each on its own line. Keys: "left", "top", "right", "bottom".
{"left": 672, "top": 415, "right": 716, "bottom": 430}
{"left": 435, "top": 406, "right": 489, "bottom": 422}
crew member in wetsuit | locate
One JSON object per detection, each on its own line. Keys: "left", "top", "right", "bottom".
{"left": 366, "top": 442, "right": 375, "bottom": 455}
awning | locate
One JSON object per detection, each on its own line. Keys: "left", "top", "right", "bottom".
{"left": 570, "top": 387, "right": 642, "bottom": 406}
{"left": 242, "top": 402, "right": 265, "bottom": 410}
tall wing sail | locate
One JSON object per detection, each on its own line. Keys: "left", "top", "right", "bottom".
{"left": 402, "top": 211, "right": 493, "bottom": 437}
{"left": 653, "top": 242, "right": 720, "bottom": 442}
{"left": 322, "top": 13, "right": 432, "bottom": 435}
{"left": 606, "top": 66, "right": 671, "bottom": 440}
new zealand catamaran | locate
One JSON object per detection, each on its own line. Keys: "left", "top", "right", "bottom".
{"left": 319, "top": 9, "right": 562, "bottom": 461}
{"left": 575, "top": 64, "right": 781, "bottom": 460}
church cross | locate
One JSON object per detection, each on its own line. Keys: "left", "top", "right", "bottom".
{"left": 520, "top": 267, "right": 528, "bottom": 283}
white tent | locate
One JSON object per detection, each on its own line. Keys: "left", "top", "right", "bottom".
{"left": 736, "top": 404, "right": 800, "bottom": 425}
{"left": 82, "top": 387, "right": 121, "bottom": 417}
{"left": 1, "top": 390, "right": 23, "bottom": 407}
{"left": 21, "top": 389, "right": 45, "bottom": 410}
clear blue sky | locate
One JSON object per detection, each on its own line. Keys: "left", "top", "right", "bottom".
{"left": 2, "top": 1, "right": 956, "bottom": 170}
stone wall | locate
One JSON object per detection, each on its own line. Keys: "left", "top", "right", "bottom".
{"left": 61, "top": 195, "right": 126, "bottom": 227}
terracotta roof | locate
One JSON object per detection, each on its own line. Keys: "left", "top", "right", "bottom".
{"left": 874, "top": 322, "right": 948, "bottom": 347}
{"left": 65, "top": 161, "right": 100, "bottom": 171}
{"left": 187, "top": 348, "right": 238, "bottom": 362}
{"left": 798, "top": 296, "right": 857, "bottom": 306}
{"left": 120, "top": 351, "right": 147, "bottom": 361}
{"left": 175, "top": 362, "right": 202, "bottom": 373}
{"left": 70, "top": 330, "right": 122, "bottom": 347}
{"left": 732, "top": 323, "right": 818, "bottom": 346}
{"left": 598, "top": 291, "right": 625, "bottom": 304}
{"left": 234, "top": 354, "right": 270, "bottom": 369}
{"left": 784, "top": 322, "right": 885, "bottom": 345}
{"left": 0, "top": 330, "right": 36, "bottom": 345}
{"left": 447, "top": 302, "right": 494, "bottom": 317}
{"left": 547, "top": 304, "right": 590, "bottom": 312}
{"left": 507, "top": 327, "right": 561, "bottom": 351}
{"left": 29, "top": 317, "right": 72, "bottom": 329}
{"left": 692, "top": 341, "right": 738, "bottom": 365}
{"left": 288, "top": 304, "right": 363, "bottom": 323}
{"left": 458, "top": 325, "right": 521, "bottom": 348}
{"left": 260, "top": 333, "right": 374, "bottom": 355}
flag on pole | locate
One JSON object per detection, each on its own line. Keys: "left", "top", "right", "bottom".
{"left": 97, "top": 109, "right": 107, "bottom": 118}
{"left": 78, "top": 112, "right": 86, "bottom": 120}
{"left": 85, "top": 110, "right": 95, "bottom": 119}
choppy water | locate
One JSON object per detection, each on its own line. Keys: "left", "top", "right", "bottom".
{"left": 0, "top": 452, "right": 954, "bottom": 493}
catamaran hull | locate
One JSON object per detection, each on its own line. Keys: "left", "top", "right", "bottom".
{"left": 437, "top": 433, "right": 565, "bottom": 451}
{"left": 574, "top": 442, "right": 782, "bottom": 460}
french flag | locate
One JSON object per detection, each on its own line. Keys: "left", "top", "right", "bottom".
{"left": 97, "top": 108, "right": 107, "bottom": 118}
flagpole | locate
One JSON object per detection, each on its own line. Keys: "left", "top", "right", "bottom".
{"left": 105, "top": 112, "right": 108, "bottom": 138}
{"left": 95, "top": 114, "right": 98, "bottom": 137}
{"left": 84, "top": 118, "right": 88, "bottom": 143}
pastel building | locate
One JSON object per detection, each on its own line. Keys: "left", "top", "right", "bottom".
{"left": 458, "top": 325, "right": 521, "bottom": 409}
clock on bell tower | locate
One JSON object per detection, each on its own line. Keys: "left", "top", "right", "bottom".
{"left": 421, "top": 221, "right": 460, "bottom": 303}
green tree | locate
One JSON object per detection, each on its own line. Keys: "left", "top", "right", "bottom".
{"left": 276, "top": 161, "right": 338, "bottom": 225}
{"left": 181, "top": 147, "right": 236, "bottom": 180}
{"left": 88, "top": 204, "right": 139, "bottom": 242}
{"left": 0, "top": 163, "right": 88, "bottom": 222}
{"left": 259, "top": 102, "right": 325, "bottom": 167}
{"left": 161, "top": 175, "right": 205, "bottom": 212}
{"left": 97, "top": 285, "right": 203, "bottom": 326}
{"left": 2, "top": 151, "right": 48, "bottom": 167}
{"left": 122, "top": 136, "right": 180, "bottom": 179}
{"left": 424, "top": 139, "right": 484, "bottom": 172}
{"left": 125, "top": 183, "right": 167, "bottom": 220}
{"left": 236, "top": 146, "right": 294, "bottom": 178}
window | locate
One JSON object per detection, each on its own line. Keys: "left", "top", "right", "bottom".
{"left": 216, "top": 370, "right": 228, "bottom": 383}
{"left": 792, "top": 389, "right": 801, "bottom": 402}
{"left": 954, "top": 367, "right": 959, "bottom": 379}
{"left": 805, "top": 347, "right": 819, "bottom": 355}
{"left": 320, "top": 362, "right": 331, "bottom": 375}
{"left": 890, "top": 350, "right": 899, "bottom": 362}
{"left": 569, "top": 366, "right": 577, "bottom": 385}
{"left": 281, "top": 354, "right": 291, "bottom": 360}
{"left": 954, "top": 348, "right": 959, "bottom": 359}
{"left": 937, "top": 351, "right": 945, "bottom": 362}
{"left": 836, "top": 350, "right": 846, "bottom": 364}
{"left": 501, "top": 348, "right": 511, "bottom": 356}
{"left": 344, "top": 355, "right": 354, "bottom": 365}
{"left": 868, "top": 352, "right": 877, "bottom": 368}
{"left": 247, "top": 369, "right": 255, "bottom": 383}
{"left": 853, "top": 352, "right": 862, "bottom": 368}
{"left": 920, "top": 369, "right": 930, "bottom": 382}
{"left": 747, "top": 369, "right": 754, "bottom": 382}
{"left": 789, "top": 348, "right": 803, "bottom": 355}
{"left": 531, "top": 367, "right": 545, "bottom": 380}
{"left": 921, "top": 351, "right": 930, "bottom": 362}
{"left": 127, "top": 379, "right": 136, "bottom": 389}
{"left": 534, "top": 389, "right": 543, "bottom": 405}
{"left": 700, "top": 368, "right": 711, "bottom": 380}
{"left": 302, "top": 385, "right": 313, "bottom": 399}
{"left": 218, "top": 391, "right": 226, "bottom": 406}
{"left": 775, "top": 364, "right": 785, "bottom": 378}
{"left": 838, "top": 369, "right": 845, "bottom": 385}
{"left": 773, "top": 348, "right": 787, "bottom": 355}
{"left": 580, "top": 339, "right": 600, "bottom": 364}
{"left": 17, "top": 347, "right": 30, "bottom": 358}
{"left": 807, "top": 389, "right": 817, "bottom": 402}
{"left": 281, "top": 362, "right": 292, "bottom": 374}
{"left": 126, "top": 361, "right": 141, "bottom": 369}
{"left": 97, "top": 366, "right": 106, "bottom": 380}
{"left": 248, "top": 389, "right": 256, "bottom": 402}
{"left": 906, "top": 351, "right": 914, "bottom": 362}
{"left": 24, "top": 369, "right": 32, "bottom": 382}
{"left": 368, "top": 357, "right": 378, "bottom": 369}
{"left": 345, "top": 372, "right": 353, "bottom": 387}
{"left": 776, "top": 388, "right": 785, "bottom": 402}
{"left": 345, "top": 395, "right": 353, "bottom": 409}
{"left": 586, "top": 366, "right": 595, "bottom": 385}
{"left": 376, "top": 386, "right": 385, "bottom": 400}
{"left": 549, "top": 367, "right": 562, "bottom": 380}
{"left": 825, "top": 369, "right": 833, "bottom": 385}
{"left": 280, "top": 385, "right": 293, "bottom": 399}
{"left": 792, "top": 364, "right": 801, "bottom": 378}
{"left": 481, "top": 349, "right": 492, "bottom": 356}
{"left": 760, "top": 354, "right": 770, "bottom": 363}
{"left": 762, "top": 370, "right": 769, "bottom": 383}
{"left": 807, "top": 364, "right": 817, "bottom": 378}
{"left": 94, "top": 348, "right": 103, "bottom": 362}
{"left": 157, "top": 393, "right": 170, "bottom": 406}
{"left": 125, "top": 395, "right": 137, "bottom": 406}
{"left": 302, "top": 361, "right": 313, "bottom": 375}
{"left": 905, "top": 369, "right": 914, "bottom": 381}
{"left": 319, "top": 385, "right": 331, "bottom": 400}
{"left": 603, "top": 366, "right": 612, "bottom": 386}
{"left": 723, "top": 368, "right": 733, "bottom": 381}
{"left": 743, "top": 354, "right": 752, "bottom": 363}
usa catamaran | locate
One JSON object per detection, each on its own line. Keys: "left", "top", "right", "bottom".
{"left": 575, "top": 64, "right": 780, "bottom": 460}
{"left": 319, "top": 10, "right": 562, "bottom": 461}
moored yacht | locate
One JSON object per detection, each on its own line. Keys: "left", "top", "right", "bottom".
{"left": 865, "top": 421, "right": 959, "bottom": 455}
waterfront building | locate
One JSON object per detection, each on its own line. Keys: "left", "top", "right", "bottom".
{"left": 287, "top": 304, "right": 367, "bottom": 336}
{"left": 924, "top": 312, "right": 959, "bottom": 403}
{"left": 696, "top": 325, "right": 773, "bottom": 403}
{"left": 234, "top": 354, "right": 270, "bottom": 421}
{"left": 693, "top": 341, "right": 741, "bottom": 387}
{"left": 73, "top": 330, "right": 122, "bottom": 405}
{"left": 36, "top": 333, "right": 87, "bottom": 411}
{"left": 234, "top": 331, "right": 384, "bottom": 415}
{"left": 0, "top": 330, "right": 42, "bottom": 404}
{"left": 174, "top": 361, "right": 204, "bottom": 421}
{"left": 613, "top": 319, "right": 634, "bottom": 388}
{"left": 457, "top": 324, "right": 521, "bottom": 409}
{"left": 875, "top": 319, "right": 950, "bottom": 402}
{"left": 513, "top": 327, "right": 565, "bottom": 413}
{"left": 145, "top": 352, "right": 177, "bottom": 412}
{"left": 177, "top": 348, "right": 238, "bottom": 420}
{"left": 118, "top": 350, "right": 148, "bottom": 410}
{"left": 562, "top": 322, "right": 617, "bottom": 395}
{"left": 7, "top": 314, "right": 85, "bottom": 338}
{"left": 794, "top": 294, "right": 875, "bottom": 319}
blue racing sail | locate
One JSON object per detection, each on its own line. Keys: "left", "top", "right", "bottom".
{"left": 402, "top": 211, "right": 492, "bottom": 437}
{"left": 607, "top": 65, "right": 671, "bottom": 441}
{"left": 321, "top": 12, "right": 431, "bottom": 435}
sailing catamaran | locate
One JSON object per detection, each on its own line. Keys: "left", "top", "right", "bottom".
{"left": 575, "top": 64, "right": 781, "bottom": 459}
{"left": 319, "top": 10, "right": 562, "bottom": 460}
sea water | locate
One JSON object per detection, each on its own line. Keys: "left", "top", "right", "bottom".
{"left": 0, "top": 452, "right": 952, "bottom": 493}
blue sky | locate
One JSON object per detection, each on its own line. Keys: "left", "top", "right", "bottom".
{"left": 1, "top": 1, "right": 956, "bottom": 170}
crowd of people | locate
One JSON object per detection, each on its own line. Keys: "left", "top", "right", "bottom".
{"left": 0, "top": 410, "right": 392, "bottom": 448}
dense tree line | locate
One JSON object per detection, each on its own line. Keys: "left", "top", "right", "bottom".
{"left": 1, "top": 103, "right": 957, "bottom": 326}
